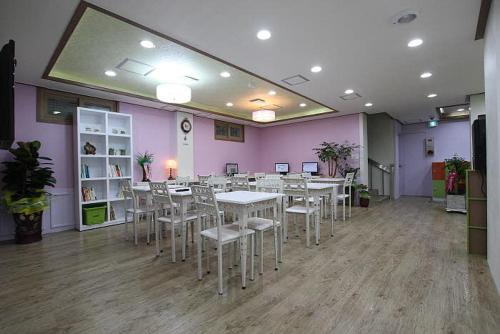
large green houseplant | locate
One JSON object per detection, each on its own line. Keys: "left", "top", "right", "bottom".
{"left": 444, "top": 154, "right": 470, "bottom": 195}
{"left": 1, "top": 141, "right": 56, "bottom": 243}
{"left": 313, "top": 141, "right": 358, "bottom": 177}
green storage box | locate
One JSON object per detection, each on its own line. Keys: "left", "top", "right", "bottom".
{"left": 432, "top": 179, "right": 446, "bottom": 200}
{"left": 82, "top": 204, "right": 107, "bottom": 225}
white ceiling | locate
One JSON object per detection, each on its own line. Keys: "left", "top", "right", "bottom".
{"left": 0, "top": 0, "right": 484, "bottom": 124}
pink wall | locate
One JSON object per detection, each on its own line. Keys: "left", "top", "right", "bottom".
{"left": 398, "top": 120, "right": 471, "bottom": 196}
{"left": 119, "top": 103, "right": 176, "bottom": 181}
{"left": 259, "top": 115, "right": 360, "bottom": 174}
{"left": 193, "top": 116, "right": 261, "bottom": 175}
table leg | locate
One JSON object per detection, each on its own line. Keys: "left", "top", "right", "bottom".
{"left": 197, "top": 215, "right": 202, "bottom": 280}
{"left": 273, "top": 202, "right": 279, "bottom": 270}
{"left": 333, "top": 185, "right": 338, "bottom": 221}
{"left": 240, "top": 207, "right": 248, "bottom": 289}
{"left": 283, "top": 196, "right": 289, "bottom": 242}
{"left": 315, "top": 195, "right": 320, "bottom": 245}
{"left": 155, "top": 208, "right": 160, "bottom": 256}
{"left": 181, "top": 199, "right": 186, "bottom": 261}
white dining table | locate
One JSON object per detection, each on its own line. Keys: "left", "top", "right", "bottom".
{"left": 213, "top": 190, "right": 282, "bottom": 289}
{"left": 309, "top": 177, "right": 345, "bottom": 183}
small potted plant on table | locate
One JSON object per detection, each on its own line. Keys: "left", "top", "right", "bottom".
{"left": 356, "top": 184, "right": 370, "bottom": 207}
{"left": 1, "top": 141, "right": 56, "bottom": 243}
{"left": 136, "top": 151, "right": 154, "bottom": 182}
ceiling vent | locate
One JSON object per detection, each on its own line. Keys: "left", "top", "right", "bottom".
{"left": 249, "top": 98, "right": 266, "bottom": 104}
{"left": 116, "top": 58, "right": 154, "bottom": 76}
{"left": 261, "top": 104, "right": 282, "bottom": 110}
{"left": 392, "top": 9, "right": 419, "bottom": 25}
{"left": 339, "top": 93, "right": 362, "bottom": 101}
{"left": 436, "top": 104, "right": 470, "bottom": 120}
{"left": 281, "top": 75, "right": 310, "bottom": 86}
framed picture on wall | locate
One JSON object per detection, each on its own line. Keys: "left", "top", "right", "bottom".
{"left": 214, "top": 120, "right": 244, "bottom": 142}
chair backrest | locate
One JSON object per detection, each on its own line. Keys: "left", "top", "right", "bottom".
{"left": 120, "top": 179, "right": 137, "bottom": 210}
{"left": 231, "top": 175, "right": 250, "bottom": 191}
{"left": 192, "top": 185, "right": 223, "bottom": 241}
{"left": 287, "top": 173, "right": 302, "bottom": 178}
{"left": 134, "top": 181, "right": 149, "bottom": 187}
{"left": 234, "top": 173, "right": 248, "bottom": 177}
{"left": 344, "top": 172, "right": 355, "bottom": 187}
{"left": 256, "top": 178, "right": 284, "bottom": 194}
{"left": 282, "top": 177, "right": 309, "bottom": 198}
{"left": 208, "top": 176, "right": 228, "bottom": 192}
{"left": 254, "top": 173, "right": 266, "bottom": 180}
{"left": 176, "top": 176, "right": 190, "bottom": 186}
{"left": 265, "top": 174, "right": 281, "bottom": 180}
{"left": 301, "top": 172, "right": 312, "bottom": 178}
{"left": 149, "top": 181, "right": 174, "bottom": 208}
{"left": 198, "top": 175, "right": 211, "bottom": 186}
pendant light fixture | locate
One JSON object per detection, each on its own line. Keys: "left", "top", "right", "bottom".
{"left": 252, "top": 109, "right": 275, "bottom": 122}
{"left": 156, "top": 83, "right": 191, "bottom": 104}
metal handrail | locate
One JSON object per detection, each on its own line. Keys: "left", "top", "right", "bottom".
{"left": 368, "top": 158, "right": 394, "bottom": 199}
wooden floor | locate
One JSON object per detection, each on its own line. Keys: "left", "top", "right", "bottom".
{"left": 1, "top": 197, "right": 499, "bottom": 334}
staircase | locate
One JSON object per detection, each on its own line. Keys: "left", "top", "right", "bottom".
{"left": 368, "top": 158, "right": 394, "bottom": 200}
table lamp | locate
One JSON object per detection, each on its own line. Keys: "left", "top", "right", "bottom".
{"left": 166, "top": 159, "right": 177, "bottom": 180}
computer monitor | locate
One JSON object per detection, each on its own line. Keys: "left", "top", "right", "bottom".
{"left": 275, "top": 163, "right": 289, "bottom": 175}
{"left": 302, "top": 162, "right": 319, "bottom": 174}
{"left": 226, "top": 163, "right": 239, "bottom": 176}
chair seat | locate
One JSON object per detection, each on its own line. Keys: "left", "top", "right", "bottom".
{"left": 127, "top": 207, "right": 155, "bottom": 214}
{"left": 336, "top": 194, "right": 351, "bottom": 199}
{"left": 200, "top": 223, "right": 255, "bottom": 243}
{"left": 247, "top": 217, "right": 281, "bottom": 231}
{"left": 157, "top": 211, "right": 201, "bottom": 224}
{"left": 286, "top": 205, "right": 319, "bottom": 214}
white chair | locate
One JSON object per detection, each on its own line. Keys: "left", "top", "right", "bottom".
{"left": 234, "top": 173, "right": 248, "bottom": 177}
{"left": 231, "top": 175, "right": 250, "bottom": 191}
{"left": 337, "top": 172, "right": 355, "bottom": 221}
{"left": 253, "top": 178, "right": 284, "bottom": 274}
{"left": 150, "top": 182, "right": 199, "bottom": 262}
{"left": 175, "top": 176, "right": 190, "bottom": 187}
{"left": 301, "top": 172, "right": 312, "bottom": 178}
{"left": 283, "top": 177, "right": 319, "bottom": 247}
{"left": 208, "top": 176, "right": 228, "bottom": 193}
{"left": 254, "top": 173, "right": 266, "bottom": 180}
{"left": 192, "top": 185, "right": 255, "bottom": 295}
{"left": 265, "top": 174, "right": 282, "bottom": 180}
{"left": 121, "top": 180, "right": 155, "bottom": 245}
{"left": 198, "top": 175, "right": 211, "bottom": 186}
{"left": 287, "top": 173, "right": 302, "bottom": 178}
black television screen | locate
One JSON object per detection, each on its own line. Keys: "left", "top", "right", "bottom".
{"left": 302, "top": 162, "right": 319, "bottom": 174}
{"left": 275, "top": 163, "right": 289, "bottom": 174}
{"left": 0, "top": 40, "right": 15, "bottom": 150}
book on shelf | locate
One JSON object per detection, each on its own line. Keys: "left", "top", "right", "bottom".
{"left": 81, "top": 186, "right": 98, "bottom": 202}
{"left": 81, "top": 163, "right": 90, "bottom": 178}
{"left": 109, "top": 164, "right": 124, "bottom": 177}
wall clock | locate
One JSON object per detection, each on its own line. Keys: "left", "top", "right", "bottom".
{"left": 180, "top": 118, "right": 192, "bottom": 134}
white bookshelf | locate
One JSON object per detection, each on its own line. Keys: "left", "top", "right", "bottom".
{"left": 74, "top": 107, "right": 133, "bottom": 231}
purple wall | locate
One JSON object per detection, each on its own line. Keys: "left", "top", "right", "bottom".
{"left": 398, "top": 120, "right": 471, "bottom": 197}
{"left": 193, "top": 116, "right": 261, "bottom": 175}
{"left": 259, "top": 115, "right": 360, "bottom": 174}
{"left": 119, "top": 103, "right": 176, "bottom": 181}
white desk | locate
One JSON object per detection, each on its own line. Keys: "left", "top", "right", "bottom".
{"left": 310, "top": 177, "right": 345, "bottom": 183}
{"left": 213, "top": 191, "right": 281, "bottom": 289}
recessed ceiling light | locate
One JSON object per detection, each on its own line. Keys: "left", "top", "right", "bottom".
{"left": 257, "top": 30, "right": 271, "bottom": 40}
{"left": 105, "top": 70, "right": 116, "bottom": 77}
{"left": 220, "top": 71, "right": 231, "bottom": 78}
{"left": 311, "top": 66, "right": 322, "bottom": 73}
{"left": 440, "top": 108, "right": 444, "bottom": 113}
{"left": 427, "top": 93, "right": 437, "bottom": 98}
{"left": 140, "top": 40, "right": 155, "bottom": 48}
{"left": 408, "top": 38, "right": 423, "bottom": 48}
{"left": 420, "top": 72, "right": 432, "bottom": 78}
{"left": 268, "top": 90, "right": 276, "bottom": 96}
{"left": 364, "top": 102, "right": 373, "bottom": 107}
{"left": 344, "top": 89, "right": 354, "bottom": 94}
{"left": 457, "top": 108, "right": 465, "bottom": 112}
{"left": 52, "top": 111, "right": 61, "bottom": 115}
{"left": 299, "top": 103, "right": 307, "bottom": 107}
{"left": 226, "top": 102, "right": 233, "bottom": 107}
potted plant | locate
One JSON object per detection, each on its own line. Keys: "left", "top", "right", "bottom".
{"left": 1, "top": 141, "right": 56, "bottom": 243}
{"left": 136, "top": 151, "right": 154, "bottom": 182}
{"left": 444, "top": 154, "right": 470, "bottom": 213}
{"left": 313, "top": 141, "right": 358, "bottom": 177}
{"left": 356, "top": 184, "right": 370, "bottom": 207}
